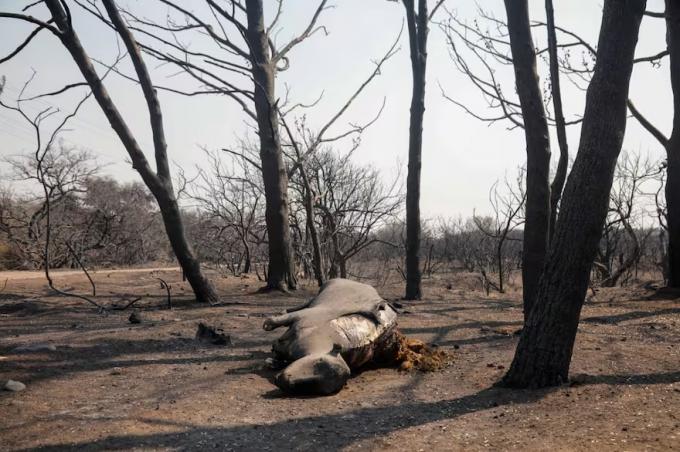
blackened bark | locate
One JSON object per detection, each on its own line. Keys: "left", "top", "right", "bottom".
{"left": 301, "top": 165, "right": 325, "bottom": 287}
{"left": 666, "top": 0, "right": 680, "bottom": 287}
{"left": 501, "top": 0, "right": 646, "bottom": 388}
{"left": 403, "top": 0, "right": 428, "bottom": 300}
{"left": 245, "top": 0, "right": 296, "bottom": 291}
{"left": 504, "top": 0, "right": 552, "bottom": 320}
{"left": 545, "top": 0, "right": 569, "bottom": 242}
{"left": 44, "top": 0, "right": 217, "bottom": 304}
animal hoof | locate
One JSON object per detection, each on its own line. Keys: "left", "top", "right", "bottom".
{"left": 263, "top": 319, "right": 275, "bottom": 331}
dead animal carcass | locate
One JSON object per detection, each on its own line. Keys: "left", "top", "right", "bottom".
{"left": 263, "top": 278, "right": 409, "bottom": 395}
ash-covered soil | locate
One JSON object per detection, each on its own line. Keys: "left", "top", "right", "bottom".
{"left": 0, "top": 269, "right": 678, "bottom": 451}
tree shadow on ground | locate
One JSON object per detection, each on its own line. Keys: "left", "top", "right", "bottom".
{"left": 582, "top": 307, "right": 680, "bottom": 325}
{"left": 0, "top": 336, "right": 272, "bottom": 386}
{"left": 22, "top": 386, "right": 551, "bottom": 451}
{"left": 576, "top": 371, "right": 680, "bottom": 386}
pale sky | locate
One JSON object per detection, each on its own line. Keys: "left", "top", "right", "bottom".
{"left": 0, "top": 0, "right": 670, "bottom": 218}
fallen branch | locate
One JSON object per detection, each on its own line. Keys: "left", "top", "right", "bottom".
{"left": 65, "top": 241, "right": 96, "bottom": 296}
{"left": 157, "top": 277, "right": 171, "bottom": 309}
{"left": 110, "top": 297, "right": 142, "bottom": 311}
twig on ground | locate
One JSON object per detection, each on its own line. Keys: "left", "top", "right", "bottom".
{"left": 157, "top": 277, "right": 171, "bottom": 309}
{"left": 111, "top": 297, "right": 142, "bottom": 311}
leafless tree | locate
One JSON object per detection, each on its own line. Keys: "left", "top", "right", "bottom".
{"left": 305, "top": 149, "right": 404, "bottom": 280}
{"left": 438, "top": 3, "right": 571, "bottom": 320}
{"left": 502, "top": 0, "right": 551, "bottom": 319}
{"left": 82, "top": 177, "right": 168, "bottom": 266}
{"left": 99, "top": 0, "right": 333, "bottom": 291}
{"left": 623, "top": 2, "right": 680, "bottom": 288}
{"left": 2, "top": 143, "right": 100, "bottom": 269}
{"left": 187, "top": 147, "right": 266, "bottom": 276}
{"left": 279, "top": 33, "right": 399, "bottom": 286}
{"left": 502, "top": 0, "right": 646, "bottom": 388}
{"left": 0, "top": 0, "right": 218, "bottom": 303}
{"left": 544, "top": 0, "right": 569, "bottom": 241}
{"left": 0, "top": 75, "right": 106, "bottom": 309}
{"left": 532, "top": 3, "right": 676, "bottom": 288}
{"left": 594, "top": 152, "right": 661, "bottom": 287}
{"left": 399, "top": 0, "right": 445, "bottom": 300}
{"left": 472, "top": 169, "right": 526, "bottom": 294}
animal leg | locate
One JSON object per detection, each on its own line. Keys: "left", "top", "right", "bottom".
{"left": 263, "top": 311, "right": 302, "bottom": 331}
{"left": 285, "top": 297, "right": 314, "bottom": 313}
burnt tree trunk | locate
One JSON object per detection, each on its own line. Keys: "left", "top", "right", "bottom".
{"left": 504, "top": 0, "right": 552, "bottom": 320}
{"left": 403, "top": 0, "right": 428, "bottom": 300}
{"left": 245, "top": 0, "right": 296, "bottom": 291}
{"left": 501, "top": 0, "right": 646, "bottom": 388}
{"left": 545, "top": 0, "right": 569, "bottom": 242}
{"left": 666, "top": 0, "right": 680, "bottom": 287}
{"left": 300, "top": 166, "right": 325, "bottom": 287}
{"left": 45, "top": 0, "right": 217, "bottom": 304}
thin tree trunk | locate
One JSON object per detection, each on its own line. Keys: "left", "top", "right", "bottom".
{"left": 601, "top": 218, "right": 641, "bottom": 287}
{"left": 243, "top": 239, "right": 251, "bottom": 274}
{"left": 501, "top": 0, "right": 646, "bottom": 388}
{"left": 504, "top": 0, "right": 552, "bottom": 321}
{"left": 545, "top": 0, "right": 569, "bottom": 242}
{"left": 666, "top": 0, "right": 680, "bottom": 287}
{"left": 300, "top": 166, "right": 324, "bottom": 287}
{"left": 340, "top": 258, "right": 348, "bottom": 279}
{"left": 45, "top": 0, "right": 217, "bottom": 304}
{"left": 245, "top": 0, "right": 296, "bottom": 291}
{"left": 497, "top": 240, "right": 505, "bottom": 293}
{"left": 403, "top": 0, "right": 428, "bottom": 300}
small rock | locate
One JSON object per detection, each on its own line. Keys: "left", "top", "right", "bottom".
{"left": 110, "top": 367, "right": 123, "bottom": 375}
{"left": 4, "top": 380, "right": 26, "bottom": 392}
{"left": 128, "top": 312, "right": 142, "bottom": 324}
{"left": 196, "top": 323, "right": 232, "bottom": 346}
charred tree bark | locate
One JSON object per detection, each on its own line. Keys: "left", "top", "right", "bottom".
{"left": 43, "top": 0, "right": 217, "bottom": 304}
{"left": 666, "top": 0, "right": 680, "bottom": 287}
{"left": 301, "top": 166, "right": 324, "bottom": 287}
{"left": 545, "top": 0, "right": 569, "bottom": 242}
{"left": 403, "top": 0, "right": 428, "bottom": 300}
{"left": 504, "top": 0, "right": 552, "bottom": 320}
{"left": 501, "top": 0, "right": 646, "bottom": 388}
{"left": 245, "top": 0, "right": 296, "bottom": 291}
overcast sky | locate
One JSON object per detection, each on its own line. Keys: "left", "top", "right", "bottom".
{"left": 0, "top": 0, "right": 670, "bottom": 218}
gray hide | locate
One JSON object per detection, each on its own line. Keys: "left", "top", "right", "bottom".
{"left": 263, "top": 278, "right": 398, "bottom": 395}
